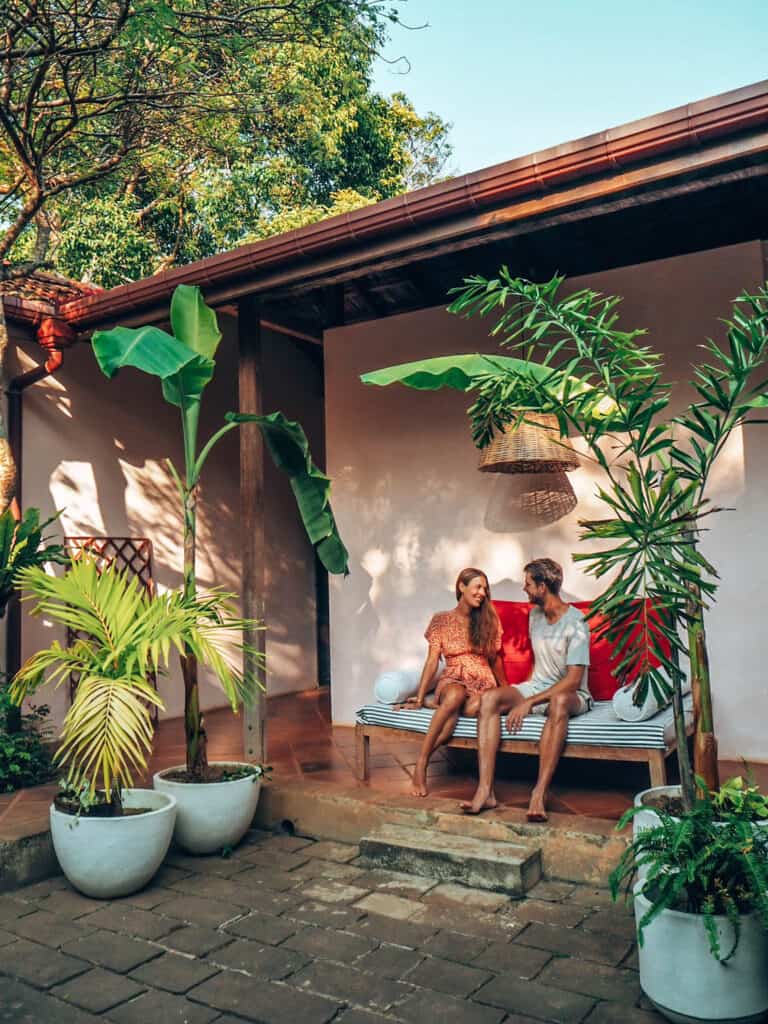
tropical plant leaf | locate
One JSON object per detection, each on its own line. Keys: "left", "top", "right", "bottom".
{"left": 170, "top": 284, "right": 222, "bottom": 360}
{"left": 226, "top": 411, "right": 349, "bottom": 576}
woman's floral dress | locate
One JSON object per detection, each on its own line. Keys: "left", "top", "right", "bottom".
{"left": 425, "top": 611, "right": 502, "bottom": 697}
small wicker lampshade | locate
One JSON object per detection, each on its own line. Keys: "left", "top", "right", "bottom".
{"left": 0, "top": 438, "right": 16, "bottom": 514}
{"left": 478, "top": 413, "right": 579, "bottom": 474}
{"left": 484, "top": 471, "right": 578, "bottom": 532}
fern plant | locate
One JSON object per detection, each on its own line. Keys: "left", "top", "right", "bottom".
{"left": 610, "top": 798, "right": 768, "bottom": 962}
{"left": 10, "top": 556, "right": 263, "bottom": 810}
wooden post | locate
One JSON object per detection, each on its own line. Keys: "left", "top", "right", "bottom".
{"left": 238, "top": 296, "right": 266, "bottom": 763}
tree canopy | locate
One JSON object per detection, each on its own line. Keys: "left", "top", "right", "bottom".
{"left": 0, "top": 1, "right": 452, "bottom": 286}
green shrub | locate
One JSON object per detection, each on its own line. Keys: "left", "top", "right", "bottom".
{"left": 0, "top": 683, "right": 55, "bottom": 792}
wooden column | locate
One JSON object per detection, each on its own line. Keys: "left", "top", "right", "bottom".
{"left": 238, "top": 296, "right": 266, "bottom": 763}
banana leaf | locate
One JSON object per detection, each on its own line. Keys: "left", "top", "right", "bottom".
{"left": 226, "top": 412, "right": 349, "bottom": 576}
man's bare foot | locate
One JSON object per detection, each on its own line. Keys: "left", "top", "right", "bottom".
{"left": 459, "top": 792, "right": 498, "bottom": 815}
{"left": 526, "top": 789, "right": 548, "bottom": 822}
{"left": 410, "top": 761, "right": 429, "bottom": 797}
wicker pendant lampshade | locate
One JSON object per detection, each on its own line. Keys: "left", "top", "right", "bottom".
{"left": 478, "top": 413, "right": 579, "bottom": 474}
{"left": 484, "top": 471, "right": 578, "bottom": 532}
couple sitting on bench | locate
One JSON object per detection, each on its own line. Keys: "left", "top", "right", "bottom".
{"left": 400, "top": 559, "right": 591, "bottom": 822}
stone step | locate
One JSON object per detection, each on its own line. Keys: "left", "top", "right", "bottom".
{"left": 357, "top": 823, "right": 541, "bottom": 895}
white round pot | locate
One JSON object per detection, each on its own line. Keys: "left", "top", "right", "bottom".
{"left": 50, "top": 788, "right": 177, "bottom": 899}
{"left": 634, "top": 887, "right": 768, "bottom": 1023}
{"left": 153, "top": 763, "right": 262, "bottom": 855}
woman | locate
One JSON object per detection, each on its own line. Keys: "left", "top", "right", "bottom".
{"left": 400, "top": 567, "right": 507, "bottom": 797}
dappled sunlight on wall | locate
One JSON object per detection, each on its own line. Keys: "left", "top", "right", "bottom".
{"left": 50, "top": 461, "right": 106, "bottom": 535}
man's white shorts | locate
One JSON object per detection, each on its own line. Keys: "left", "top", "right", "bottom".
{"left": 516, "top": 682, "right": 593, "bottom": 716}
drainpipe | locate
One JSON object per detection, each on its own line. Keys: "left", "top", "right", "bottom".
{"left": 5, "top": 316, "right": 75, "bottom": 728}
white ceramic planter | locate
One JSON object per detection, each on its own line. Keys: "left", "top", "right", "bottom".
{"left": 50, "top": 788, "right": 177, "bottom": 899}
{"left": 634, "top": 887, "right": 768, "bottom": 1023}
{"left": 153, "top": 763, "right": 262, "bottom": 855}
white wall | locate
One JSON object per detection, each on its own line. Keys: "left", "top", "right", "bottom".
{"left": 15, "top": 314, "right": 322, "bottom": 728}
{"left": 325, "top": 240, "right": 768, "bottom": 761}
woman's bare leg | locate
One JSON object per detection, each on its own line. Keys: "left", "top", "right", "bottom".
{"left": 411, "top": 683, "right": 466, "bottom": 797}
{"left": 460, "top": 686, "right": 525, "bottom": 814}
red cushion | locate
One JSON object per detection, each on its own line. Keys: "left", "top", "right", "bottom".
{"left": 492, "top": 598, "right": 667, "bottom": 701}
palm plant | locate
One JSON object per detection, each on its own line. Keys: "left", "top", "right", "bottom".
{"left": 91, "top": 285, "right": 347, "bottom": 776}
{"left": 363, "top": 273, "right": 768, "bottom": 809}
{"left": 10, "top": 556, "right": 260, "bottom": 810}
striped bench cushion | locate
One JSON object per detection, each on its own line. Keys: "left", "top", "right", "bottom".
{"left": 355, "top": 697, "right": 693, "bottom": 750}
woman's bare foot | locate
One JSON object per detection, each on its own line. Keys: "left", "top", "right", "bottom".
{"left": 459, "top": 789, "right": 498, "bottom": 815}
{"left": 410, "top": 760, "right": 429, "bottom": 797}
{"left": 526, "top": 788, "right": 548, "bottom": 822}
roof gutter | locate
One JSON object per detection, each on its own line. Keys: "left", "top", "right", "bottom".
{"left": 60, "top": 79, "right": 768, "bottom": 329}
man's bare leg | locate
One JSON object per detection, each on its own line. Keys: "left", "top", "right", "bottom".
{"left": 460, "top": 687, "right": 525, "bottom": 814}
{"left": 527, "top": 692, "right": 582, "bottom": 821}
{"left": 411, "top": 683, "right": 466, "bottom": 797}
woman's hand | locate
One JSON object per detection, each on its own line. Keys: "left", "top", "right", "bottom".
{"left": 505, "top": 700, "right": 534, "bottom": 733}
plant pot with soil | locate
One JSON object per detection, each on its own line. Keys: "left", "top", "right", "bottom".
{"left": 92, "top": 285, "right": 348, "bottom": 855}
{"left": 9, "top": 557, "right": 254, "bottom": 897}
{"left": 611, "top": 794, "right": 768, "bottom": 1023}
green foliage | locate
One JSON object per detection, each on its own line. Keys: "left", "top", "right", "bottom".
{"left": 12, "top": 557, "right": 264, "bottom": 799}
{"left": 610, "top": 798, "right": 768, "bottom": 962}
{"left": 0, "top": 507, "right": 67, "bottom": 617}
{"left": 710, "top": 773, "right": 768, "bottom": 822}
{"left": 1, "top": 3, "right": 452, "bottom": 281}
{"left": 0, "top": 683, "right": 54, "bottom": 792}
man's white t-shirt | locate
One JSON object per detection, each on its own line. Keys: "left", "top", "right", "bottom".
{"left": 528, "top": 604, "right": 591, "bottom": 701}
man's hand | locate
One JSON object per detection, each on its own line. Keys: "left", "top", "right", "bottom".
{"left": 505, "top": 700, "right": 534, "bottom": 733}
{"left": 396, "top": 695, "right": 424, "bottom": 711}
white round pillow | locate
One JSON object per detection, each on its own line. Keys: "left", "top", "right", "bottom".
{"left": 374, "top": 668, "right": 422, "bottom": 704}
{"left": 611, "top": 682, "right": 662, "bottom": 722}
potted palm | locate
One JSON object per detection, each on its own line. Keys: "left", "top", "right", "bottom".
{"left": 10, "top": 557, "right": 257, "bottom": 896}
{"left": 610, "top": 792, "right": 768, "bottom": 1023}
{"left": 92, "top": 285, "right": 347, "bottom": 853}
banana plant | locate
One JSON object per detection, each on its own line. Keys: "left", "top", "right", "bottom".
{"left": 11, "top": 557, "right": 258, "bottom": 807}
{"left": 92, "top": 285, "right": 347, "bottom": 776}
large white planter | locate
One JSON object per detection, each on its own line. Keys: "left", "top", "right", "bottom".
{"left": 634, "top": 887, "right": 768, "bottom": 1023}
{"left": 50, "top": 788, "right": 177, "bottom": 899}
{"left": 153, "top": 763, "right": 262, "bottom": 855}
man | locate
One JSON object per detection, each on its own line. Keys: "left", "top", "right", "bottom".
{"left": 460, "top": 557, "right": 592, "bottom": 821}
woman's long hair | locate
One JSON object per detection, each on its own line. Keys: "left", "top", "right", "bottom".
{"left": 455, "top": 567, "right": 500, "bottom": 658}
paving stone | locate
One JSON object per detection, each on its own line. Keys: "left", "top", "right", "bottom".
{"left": 263, "top": 834, "right": 315, "bottom": 853}
{"left": 147, "top": 865, "right": 193, "bottom": 887}
{"left": 188, "top": 973, "right": 342, "bottom": 1023}
{"left": 350, "top": 869, "right": 437, "bottom": 899}
{"left": 223, "top": 911, "right": 298, "bottom": 945}
{"left": 302, "top": 841, "right": 360, "bottom": 863}
{"left": 526, "top": 880, "right": 576, "bottom": 902}
{"left": 230, "top": 866, "right": 306, "bottom": 892}
{"left": 410, "top": 903, "right": 524, "bottom": 941}
{"left": 474, "top": 975, "right": 595, "bottom": 1022}
{"left": 7, "top": 908, "right": 97, "bottom": 948}
{"left": 287, "top": 899, "right": 366, "bottom": 929}
{"left": 37, "top": 889, "right": 105, "bottom": 918}
{"left": 622, "top": 944, "right": 640, "bottom": 970}
{"left": 241, "top": 848, "right": 313, "bottom": 872}
{"left": 566, "top": 885, "right": 615, "bottom": 908}
{"left": 297, "top": 879, "right": 372, "bottom": 904}
{"left": 114, "top": 886, "right": 180, "bottom": 910}
{"left": 163, "top": 852, "right": 250, "bottom": 878}
{"left": 0, "top": 938, "right": 90, "bottom": 989}
{"left": 78, "top": 905, "right": 179, "bottom": 940}
{"left": 585, "top": 1003, "right": 664, "bottom": 1023}
{"left": 290, "top": 860, "right": 367, "bottom": 883}
{"left": 0, "top": 928, "right": 16, "bottom": 947}
{"left": 0, "top": 895, "right": 36, "bottom": 923}
{"left": 289, "top": 961, "right": 413, "bottom": 1012}
{"left": 61, "top": 929, "right": 164, "bottom": 972}
{"left": 581, "top": 906, "right": 638, "bottom": 939}
{"left": 538, "top": 957, "right": 642, "bottom": 1004}
{"left": 351, "top": 912, "right": 438, "bottom": 948}
{"left": 511, "top": 899, "right": 588, "bottom": 928}
{"left": 334, "top": 1010, "right": 396, "bottom": 1024}
{"left": 160, "top": 923, "right": 235, "bottom": 956}
{"left": 209, "top": 938, "right": 309, "bottom": 979}
{"left": 167, "top": 873, "right": 255, "bottom": 902}
{"left": 406, "top": 955, "right": 492, "bottom": 997}
{"left": 471, "top": 939, "right": 551, "bottom": 979}
{"left": 515, "top": 922, "right": 632, "bottom": 966}
{"left": 283, "top": 925, "right": 376, "bottom": 963}
{"left": 151, "top": 894, "right": 244, "bottom": 928}
{"left": 423, "top": 883, "right": 511, "bottom": 912}
{"left": 51, "top": 967, "right": 146, "bottom": 1013}
{"left": 420, "top": 930, "right": 489, "bottom": 963}
{"left": 356, "top": 943, "right": 422, "bottom": 979}
{"left": 243, "top": 887, "right": 302, "bottom": 916}
{"left": 396, "top": 988, "right": 505, "bottom": 1024}
{"left": 353, "top": 892, "right": 422, "bottom": 920}
{"left": 13, "top": 876, "right": 69, "bottom": 901}
{"left": 105, "top": 988, "right": 220, "bottom": 1024}
{"left": 0, "top": 978, "right": 102, "bottom": 1024}
{"left": 129, "top": 951, "right": 219, "bottom": 993}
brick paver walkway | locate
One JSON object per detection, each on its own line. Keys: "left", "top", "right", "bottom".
{"left": 0, "top": 830, "right": 662, "bottom": 1024}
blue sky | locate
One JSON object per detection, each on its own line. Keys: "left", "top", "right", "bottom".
{"left": 373, "top": 1, "right": 768, "bottom": 175}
